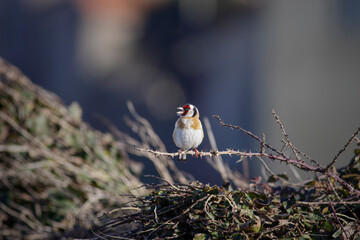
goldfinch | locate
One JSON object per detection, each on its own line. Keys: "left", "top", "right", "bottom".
{"left": 173, "top": 104, "right": 204, "bottom": 161}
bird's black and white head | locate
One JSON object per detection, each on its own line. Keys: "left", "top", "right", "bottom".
{"left": 177, "top": 104, "right": 199, "bottom": 118}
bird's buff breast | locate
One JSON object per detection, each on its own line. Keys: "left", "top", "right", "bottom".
{"left": 173, "top": 118, "right": 203, "bottom": 150}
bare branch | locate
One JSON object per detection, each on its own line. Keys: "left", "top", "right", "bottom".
{"left": 261, "top": 133, "right": 265, "bottom": 154}
{"left": 213, "top": 115, "right": 285, "bottom": 157}
{"left": 326, "top": 127, "right": 360, "bottom": 170}
{"left": 297, "top": 200, "right": 360, "bottom": 205}
{"left": 255, "top": 156, "right": 301, "bottom": 186}
{"left": 203, "top": 117, "right": 229, "bottom": 182}
{"left": 272, "top": 109, "right": 301, "bottom": 160}
{"left": 135, "top": 126, "right": 360, "bottom": 195}
{"left": 328, "top": 197, "right": 349, "bottom": 240}
{"left": 203, "top": 117, "right": 248, "bottom": 188}
{"left": 272, "top": 110, "right": 316, "bottom": 165}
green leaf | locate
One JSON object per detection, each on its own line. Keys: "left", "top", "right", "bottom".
{"left": 25, "top": 114, "right": 49, "bottom": 136}
{"left": 189, "top": 213, "right": 200, "bottom": 220}
{"left": 193, "top": 233, "right": 206, "bottom": 240}
{"left": 64, "top": 133, "right": 82, "bottom": 149}
{"left": 267, "top": 175, "right": 278, "bottom": 183}
{"left": 308, "top": 213, "right": 324, "bottom": 221}
{"left": 332, "top": 228, "right": 342, "bottom": 238}
{"left": 287, "top": 195, "right": 297, "bottom": 208}
{"left": 277, "top": 173, "right": 289, "bottom": 180}
{"left": 240, "top": 217, "right": 261, "bottom": 233}
{"left": 230, "top": 233, "right": 243, "bottom": 240}
{"left": 299, "top": 235, "right": 312, "bottom": 240}
{"left": 243, "top": 192, "right": 253, "bottom": 201}
{"left": 207, "top": 212, "right": 215, "bottom": 220}
{"left": 323, "top": 221, "right": 334, "bottom": 232}
{"left": 246, "top": 192, "right": 257, "bottom": 200}
{"left": 305, "top": 180, "right": 316, "bottom": 187}
{"left": 303, "top": 221, "right": 313, "bottom": 229}
{"left": 68, "top": 102, "right": 82, "bottom": 122}
{"left": 210, "top": 230, "right": 219, "bottom": 238}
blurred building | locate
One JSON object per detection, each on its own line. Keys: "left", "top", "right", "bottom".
{"left": 0, "top": 0, "right": 359, "bottom": 184}
{"left": 256, "top": 0, "right": 360, "bottom": 179}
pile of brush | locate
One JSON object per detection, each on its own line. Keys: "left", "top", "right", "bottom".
{"left": 95, "top": 152, "right": 360, "bottom": 239}
{"left": 0, "top": 58, "right": 144, "bottom": 239}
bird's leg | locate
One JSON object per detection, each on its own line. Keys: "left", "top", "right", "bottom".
{"left": 193, "top": 148, "right": 200, "bottom": 157}
{"left": 178, "top": 149, "right": 182, "bottom": 161}
{"left": 178, "top": 149, "right": 187, "bottom": 161}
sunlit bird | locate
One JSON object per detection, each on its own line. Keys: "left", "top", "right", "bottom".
{"left": 173, "top": 104, "right": 204, "bottom": 161}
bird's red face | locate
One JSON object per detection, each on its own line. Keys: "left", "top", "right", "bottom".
{"left": 177, "top": 104, "right": 191, "bottom": 117}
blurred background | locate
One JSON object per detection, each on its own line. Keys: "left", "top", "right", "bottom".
{"left": 1, "top": 0, "right": 359, "bottom": 185}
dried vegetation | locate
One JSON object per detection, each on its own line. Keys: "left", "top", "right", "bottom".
{"left": 0, "top": 57, "right": 187, "bottom": 239}
{"left": 1, "top": 57, "right": 360, "bottom": 239}
{"left": 94, "top": 96, "right": 360, "bottom": 239}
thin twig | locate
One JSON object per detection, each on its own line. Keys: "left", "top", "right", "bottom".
{"left": 134, "top": 147, "right": 322, "bottom": 172}
{"left": 255, "top": 156, "right": 302, "bottom": 187}
{"left": 213, "top": 115, "right": 285, "bottom": 157}
{"left": 261, "top": 133, "right": 265, "bottom": 154}
{"left": 328, "top": 197, "right": 349, "bottom": 240}
{"left": 145, "top": 195, "right": 209, "bottom": 239}
{"left": 326, "top": 127, "right": 360, "bottom": 170}
{"left": 0, "top": 145, "right": 29, "bottom": 152}
{"left": 143, "top": 175, "right": 182, "bottom": 191}
{"left": 297, "top": 200, "right": 360, "bottom": 205}
{"left": 113, "top": 102, "right": 190, "bottom": 185}
{"left": 328, "top": 178, "right": 360, "bottom": 223}
{"left": 203, "top": 117, "right": 229, "bottom": 183}
{"left": 203, "top": 117, "right": 248, "bottom": 188}
{"left": 272, "top": 110, "right": 317, "bottom": 166}
{"left": 272, "top": 109, "right": 301, "bottom": 161}
{"left": 135, "top": 124, "right": 360, "bottom": 195}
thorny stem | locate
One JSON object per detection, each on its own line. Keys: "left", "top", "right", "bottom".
{"left": 272, "top": 110, "right": 318, "bottom": 166}
{"left": 135, "top": 115, "right": 360, "bottom": 195}
{"left": 326, "top": 127, "right": 360, "bottom": 171}
{"left": 213, "top": 115, "right": 286, "bottom": 158}
{"left": 212, "top": 115, "right": 360, "bottom": 195}
{"left": 272, "top": 109, "right": 301, "bottom": 161}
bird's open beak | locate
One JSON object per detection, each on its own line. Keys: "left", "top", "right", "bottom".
{"left": 177, "top": 107, "right": 184, "bottom": 116}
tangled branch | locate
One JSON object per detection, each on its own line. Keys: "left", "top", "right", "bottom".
{"left": 135, "top": 115, "right": 360, "bottom": 196}
{"left": 95, "top": 172, "right": 360, "bottom": 239}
